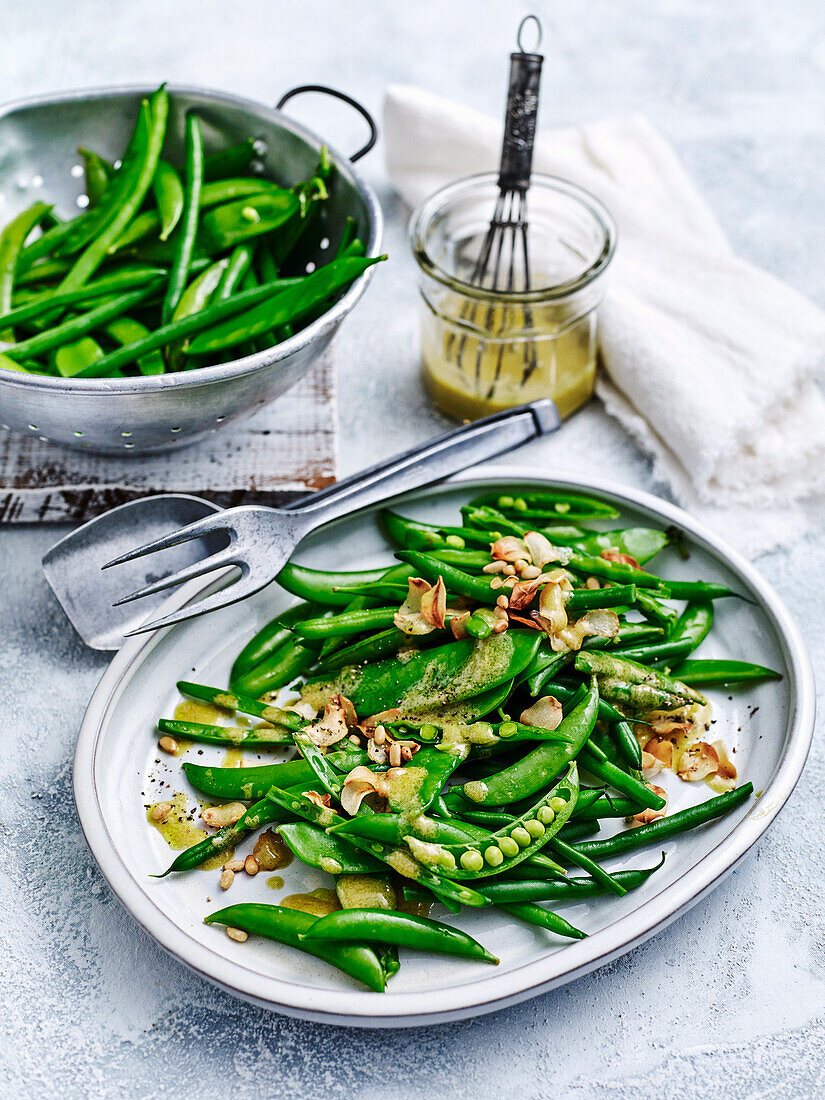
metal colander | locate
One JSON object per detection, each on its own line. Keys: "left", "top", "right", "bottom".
{"left": 0, "top": 84, "right": 382, "bottom": 454}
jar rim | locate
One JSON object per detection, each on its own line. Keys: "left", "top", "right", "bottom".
{"left": 409, "top": 172, "right": 617, "bottom": 303}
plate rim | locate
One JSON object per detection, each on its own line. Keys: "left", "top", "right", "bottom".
{"left": 73, "top": 465, "right": 816, "bottom": 1026}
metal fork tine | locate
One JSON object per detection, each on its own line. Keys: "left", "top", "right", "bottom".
{"left": 125, "top": 569, "right": 263, "bottom": 636}
{"left": 112, "top": 551, "right": 240, "bottom": 607}
{"left": 102, "top": 513, "right": 229, "bottom": 569}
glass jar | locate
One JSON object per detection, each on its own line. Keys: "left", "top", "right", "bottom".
{"left": 410, "top": 173, "right": 616, "bottom": 421}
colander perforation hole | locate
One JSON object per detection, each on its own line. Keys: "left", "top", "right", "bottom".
{"left": 70, "top": 164, "right": 84, "bottom": 178}
{"left": 170, "top": 426, "right": 181, "bottom": 433}
{"left": 28, "top": 424, "right": 38, "bottom": 432}
{"left": 76, "top": 194, "right": 89, "bottom": 209}
{"left": 73, "top": 430, "right": 84, "bottom": 437}
{"left": 320, "top": 237, "right": 329, "bottom": 250}
{"left": 124, "top": 442, "right": 135, "bottom": 449}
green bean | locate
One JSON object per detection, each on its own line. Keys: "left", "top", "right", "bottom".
{"left": 277, "top": 563, "right": 398, "bottom": 607}
{"left": 155, "top": 793, "right": 287, "bottom": 876}
{"left": 635, "top": 590, "right": 678, "bottom": 630}
{"left": 567, "top": 555, "right": 667, "bottom": 591}
{"left": 478, "top": 859, "right": 665, "bottom": 903}
{"left": 176, "top": 680, "right": 305, "bottom": 728}
{"left": 182, "top": 747, "right": 367, "bottom": 801}
{"left": 205, "top": 904, "right": 387, "bottom": 992}
{"left": 163, "top": 112, "right": 204, "bottom": 322}
{"left": 69, "top": 276, "right": 296, "bottom": 377}
{"left": 578, "top": 742, "right": 665, "bottom": 810}
{"left": 496, "top": 903, "right": 586, "bottom": 938}
{"left": 573, "top": 795, "right": 643, "bottom": 821}
{"left": 157, "top": 717, "right": 294, "bottom": 747}
{"left": 549, "top": 836, "right": 626, "bottom": 895}
{"left": 313, "top": 628, "right": 408, "bottom": 674}
{"left": 231, "top": 601, "right": 321, "bottom": 684}
{"left": 294, "top": 606, "right": 398, "bottom": 639}
{"left": 185, "top": 254, "right": 381, "bottom": 354}
{"left": 215, "top": 243, "right": 255, "bottom": 300}
{"left": 669, "top": 659, "right": 782, "bottom": 686}
{"left": 3, "top": 285, "right": 156, "bottom": 361}
{"left": 568, "top": 784, "right": 754, "bottom": 861}
{"left": 0, "top": 267, "right": 165, "bottom": 331}
{"left": 659, "top": 580, "right": 744, "bottom": 602}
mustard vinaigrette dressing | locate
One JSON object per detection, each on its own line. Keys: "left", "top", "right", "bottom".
{"left": 411, "top": 174, "right": 615, "bottom": 421}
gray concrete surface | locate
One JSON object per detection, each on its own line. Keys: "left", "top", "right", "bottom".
{"left": 2, "top": 1, "right": 824, "bottom": 1095}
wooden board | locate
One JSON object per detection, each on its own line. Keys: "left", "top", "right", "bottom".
{"left": 0, "top": 357, "right": 336, "bottom": 523}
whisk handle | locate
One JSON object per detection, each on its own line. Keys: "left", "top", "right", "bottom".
{"left": 498, "top": 49, "right": 543, "bottom": 192}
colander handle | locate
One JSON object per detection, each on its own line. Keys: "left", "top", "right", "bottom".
{"left": 276, "top": 84, "right": 378, "bottom": 162}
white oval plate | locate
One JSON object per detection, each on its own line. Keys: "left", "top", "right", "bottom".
{"left": 74, "top": 467, "right": 815, "bottom": 1026}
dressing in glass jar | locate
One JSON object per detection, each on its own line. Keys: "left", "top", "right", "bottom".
{"left": 410, "top": 173, "right": 616, "bottom": 421}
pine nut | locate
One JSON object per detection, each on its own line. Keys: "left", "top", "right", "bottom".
{"left": 150, "top": 801, "right": 172, "bottom": 823}
{"left": 389, "top": 742, "right": 402, "bottom": 767}
{"left": 220, "top": 869, "right": 234, "bottom": 890}
{"left": 496, "top": 595, "right": 509, "bottom": 608}
{"left": 244, "top": 855, "right": 259, "bottom": 876}
{"left": 223, "top": 859, "right": 244, "bottom": 872}
{"left": 158, "top": 736, "right": 179, "bottom": 754}
{"left": 226, "top": 927, "right": 248, "bottom": 943}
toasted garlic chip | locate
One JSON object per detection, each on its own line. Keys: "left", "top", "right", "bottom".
{"left": 520, "top": 695, "right": 564, "bottom": 730}
{"left": 633, "top": 784, "right": 668, "bottom": 825}
{"left": 677, "top": 741, "right": 720, "bottom": 782}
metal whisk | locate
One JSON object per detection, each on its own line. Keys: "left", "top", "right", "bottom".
{"left": 455, "top": 15, "right": 544, "bottom": 394}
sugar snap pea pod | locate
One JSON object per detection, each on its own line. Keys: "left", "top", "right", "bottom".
{"left": 195, "top": 190, "right": 298, "bottom": 255}
{"left": 0, "top": 267, "right": 165, "bottom": 330}
{"left": 548, "top": 835, "right": 626, "bottom": 896}
{"left": 578, "top": 742, "right": 664, "bottom": 810}
{"left": 265, "top": 786, "right": 488, "bottom": 908}
{"left": 609, "top": 719, "right": 643, "bottom": 770}
{"left": 278, "top": 822, "right": 385, "bottom": 875}
{"left": 3, "top": 285, "right": 157, "bottom": 362}
{"left": 498, "top": 903, "right": 586, "bottom": 939}
{"left": 381, "top": 509, "right": 484, "bottom": 550}
{"left": 205, "top": 904, "right": 386, "bottom": 992}
{"left": 0, "top": 201, "right": 53, "bottom": 338}
{"left": 182, "top": 746, "right": 367, "bottom": 801}
{"left": 294, "top": 728, "right": 346, "bottom": 799}
{"left": 294, "top": 606, "right": 398, "bottom": 640}
{"left": 668, "top": 659, "right": 782, "bottom": 686}
{"left": 186, "top": 254, "right": 382, "bottom": 354}
{"left": 400, "top": 681, "right": 515, "bottom": 728}
{"left": 59, "top": 87, "right": 168, "bottom": 291}
{"left": 403, "top": 764, "right": 578, "bottom": 880}
{"left": 479, "top": 859, "right": 665, "bottom": 903}
{"left": 456, "top": 677, "right": 598, "bottom": 806}
{"left": 54, "top": 335, "right": 105, "bottom": 378}
{"left": 78, "top": 147, "right": 113, "bottom": 206}
{"left": 635, "top": 590, "right": 678, "bottom": 630}
{"left": 575, "top": 650, "right": 706, "bottom": 704}
{"left": 301, "top": 909, "right": 499, "bottom": 964}
{"left": 162, "top": 112, "right": 204, "bottom": 323}
{"left": 18, "top": 217, "right": 83, "bottom": 271}
{"left": 231, "top": 601, "right": 321, "bottom": 684}
{"left": 157, "top": 717, "right": 294, "bottom": 747}
{"left": 277, "top": 564, "right": 395, "bottom": 607}
{"left": 155, "top": 793, "right": 290, "bottom": 876}
{"left": 203, "top": 139, "right": 256, "bottom": 180}
{"left": 176, "top": 680, "right": 305, "bottom": 728}
{"left": 574, "top": 527, "right": 669, "bottom": 565}
{"left": 567, "top": 784, "right": 755, "bottom": 862}
{"left": 105, "top": 316, "right": 165, "bottom": 375}
{"left": 469, "top": 489, "right": 619, "bottom": 519}
{"left": 593, "top": 677, "right": 690, "bottom": 712}
{"left": 232, "top": 638, "right": 318, "bottom": 698}
{"left": 301, "top": 632, "right": 541, "bottom": 716}
{"left": 152, "top": 159, "right": 184, "bottom": 240}
{"left": 394, "top": 551, "right": 498, "bottom": 605}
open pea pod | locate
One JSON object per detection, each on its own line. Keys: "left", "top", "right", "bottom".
{"left": 300, "top": 631, "right": 542, "bottom": 715}
{"left": 405, "top": 763, "right": 579, "bottom": 880}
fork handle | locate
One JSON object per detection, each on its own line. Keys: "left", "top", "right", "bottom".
{"left": 286, "top": 399, "right": 561, "bottom": 528}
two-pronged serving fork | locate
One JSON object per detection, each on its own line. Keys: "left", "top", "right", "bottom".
{"left": 104, "top": 399, "right": 560, "bottom": 633}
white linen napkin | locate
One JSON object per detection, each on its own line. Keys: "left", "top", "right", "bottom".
{"left": 384, "top": 85, "right": 825, "bottom": 555}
